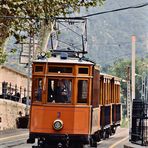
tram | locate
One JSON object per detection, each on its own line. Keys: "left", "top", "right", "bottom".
{"left": 27, "top": 50, "right": 121, "bottom": 148}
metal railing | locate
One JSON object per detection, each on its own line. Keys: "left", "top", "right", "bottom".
{"left": 131, "top": 99, "right": 148, "bottom": 146}
{"left": 0, "top": 81, "right": 31, "bottom": 105}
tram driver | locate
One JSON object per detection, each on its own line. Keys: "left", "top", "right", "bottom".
{"left": 48, "top": 79, "right": 71, "bottom": 103}
{"left": 36, "top": 79, "right": 42, "bottom": 101}
{"left": 54, "top": 80, "right": 68, "bottom": 103}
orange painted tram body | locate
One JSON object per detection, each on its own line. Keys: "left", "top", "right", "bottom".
{"left": 27, "top": 53, "right": 121, "bottom": 148}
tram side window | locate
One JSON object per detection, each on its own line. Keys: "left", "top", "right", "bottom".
{"left": 48, "top": 67, "right": 72, "bottom": 73}
{"left": 34, "top": 78, "right": 42, "bottom": 102}
{"left": 78, "top": 68, "right": 88, "bottom": 74}
{"left": 77, "top": 80, "right": 88, "bottom": 103}
{"left": 47, "top": 79, "right": 72, "bottom": 103}
{"left": 35, "top": 66, "right": 43, "bottom": 72}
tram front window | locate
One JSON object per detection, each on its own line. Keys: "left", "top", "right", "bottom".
{"left": 48, "top": 79, "right": 72, "bottom": 103}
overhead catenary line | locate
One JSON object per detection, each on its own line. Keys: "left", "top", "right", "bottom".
{"left": 82, "top": 2, "right": 148, "bottom": 17}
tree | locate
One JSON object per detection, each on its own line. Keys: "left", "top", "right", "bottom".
{"left": 0, "top": 0, "right": 105, "bottom": 64}
{"left": 105, "top": 57, "right": 148, "bottom": 100}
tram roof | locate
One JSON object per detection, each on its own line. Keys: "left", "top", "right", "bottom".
{"left": 33, "top": 56, "right": 94, "bottom": 65}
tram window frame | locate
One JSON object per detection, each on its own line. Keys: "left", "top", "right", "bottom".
{"left": 104, "top": 78, "right": 107, "bottom": 105}
{"left": 48, "top": 66, "right": 73, "bottom": 74}
{"left": 35, "top": 66, "right": 43, "bottom": 72}
{"left": 34, "top": 64, "right": 45, "bottom": 74}
{"left": 115, "top": 81, "right": 120, "bottom": 103}
{"left": 47, "top": 78, "right": 73, "bottom": 104}
{"left": 32, "top": 77, "right": 43, "bottom": 103}
{"left": 78, "top": 66, "right": 89, "bottom": 75}
{"left": 78, "top": 67, "right": 89, "bottom": 74}
{"left": 111, "top": 79, "right": 114, "bottom": 103}
{"left": 77, "top": 79, "right": 89, "bottom": 104}
{"left": 100, "top": 77, "right": 103, "bottom": 105}
{"left": 92, "top": 68, "right": 100, "bottom": 107}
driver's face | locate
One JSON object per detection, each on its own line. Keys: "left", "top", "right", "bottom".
{"left": 58, "top": 81, "right": 64, "bottom": 88}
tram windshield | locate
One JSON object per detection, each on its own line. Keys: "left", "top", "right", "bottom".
{"left": 47, "top": 79, "right": 72, "bottom": 103}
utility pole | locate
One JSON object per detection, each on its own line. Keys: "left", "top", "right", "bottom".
{"left": 127, "top": 66, "right": 131, "bottom": 123}
{"left": 129, "top": 35, "right": 136, "bottom": 140}
{"left": 141, "top": 72, "right": 146, "bottom": 102}
{"left": 26, "top": 29, "right": 32, "bottom": 116}
{"left": 131, "top": 35, "right": 136, "bottom": 101}
{"left": 146, "top": 76, "right": 148, "bottom": 102}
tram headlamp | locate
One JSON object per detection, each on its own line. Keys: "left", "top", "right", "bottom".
{"left": 53, "top": 119, "right": 63, "bottom": 131}
{"left": 38, "top": 52, "right": 46, "bottom": 60}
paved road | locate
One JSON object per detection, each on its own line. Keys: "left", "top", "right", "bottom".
{"left": 0, "top": 127, "right": 144, "bottom": 148}
{"left": 0, "top": 129, "right": 31, "bottom": 148}
{"left": 96, "top": 127, "right": 129, "bottom": 148}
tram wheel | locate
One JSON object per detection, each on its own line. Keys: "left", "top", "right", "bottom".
{"left": 69, "top": 143, "right": 83, "bottom": 148}
{"left": 90, "top": 137, "right": 97, "bottom": 148}
{"left": 44, "top": 143, "right": 58, "bottom": 148}
{"left": 103, "top": 131, "right": 106, "bottom": 140}
{"left": 109, "top": 128, "right": 112, "bottom": 136}
{"left": 105, "top": 130, "right": 109, "bottom": 139}
{"left": 94, "top": 132, "right": 101, "bottom": 142}
{"left": 112, "top": 127, "right": 117, "bottom": 134}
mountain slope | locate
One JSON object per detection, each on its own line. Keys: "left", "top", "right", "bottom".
{"left": 5, "top": 0, "right": 148, "bottom": 69}
{"left": 84, "top": 0, "right": 148, "bottom": 65}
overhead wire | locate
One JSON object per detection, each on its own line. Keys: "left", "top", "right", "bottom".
{"left": 91, "top": 39, "right": 146, "bottom": 46}
{"left": 85, "top": 1, "right": 148, "bottom": 63}
{"left": 82, "top": 2, "right": 148, "bottom": 18}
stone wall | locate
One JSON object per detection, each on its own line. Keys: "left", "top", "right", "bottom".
{"left": 0, "top": 99, "right": 26, "bottom": 130}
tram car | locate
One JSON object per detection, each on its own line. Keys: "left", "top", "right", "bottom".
{"left": 27, "top": 51, "right": 121, "bottom": 148}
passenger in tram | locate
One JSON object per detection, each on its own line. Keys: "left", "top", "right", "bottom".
{"left": 37, "top": 80, "right": 42, "bottom": 101}
{"left": 54, "top": 80, "right": 68, "bottom": 103}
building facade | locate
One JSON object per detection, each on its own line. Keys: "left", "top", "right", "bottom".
{"left": 0, "top": 65, "right": 31, "bottom": 97}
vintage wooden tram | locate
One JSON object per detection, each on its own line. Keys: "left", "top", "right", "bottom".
{"left": 27, "top": 51, "right": 121, "bottom": 148}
